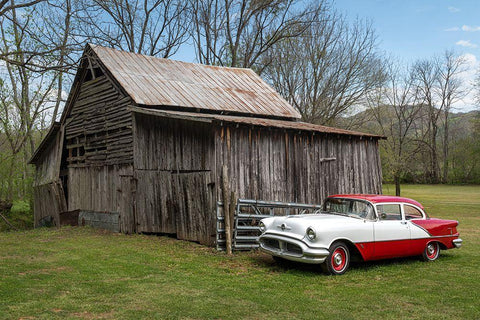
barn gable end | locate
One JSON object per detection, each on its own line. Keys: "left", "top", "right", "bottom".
{"left": 63, "top": 47, "right": 134, "bottom": 167}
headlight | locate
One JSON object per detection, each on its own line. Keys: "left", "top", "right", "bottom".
{"left": 259, "top": 221, "right": 266, "bottom": 233}
{"left": 306, "top": 227, "right": 316, "bottom": 240}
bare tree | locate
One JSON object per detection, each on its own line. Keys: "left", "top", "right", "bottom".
{"left": 77, "top": 0, "right": 190, "bottom": 57}
{"left": 412, "top": 51, "right": 467, "bottom": 183}
{"left": 0, "top": 4, "right": 58, "bottom": 199}
{"left": 436, "top": 51, "right": 467, "bottom": 182}
{"left": 33, "top": 0, "right": 85, "bottom": 123}
{"left": 0, "top": 0, "right": 43, "bottom": 17}
{"left": 366, "top": 62, "right": 423, "bottom": 195}
{"left": 412, "top": 59, "right": 441, "bottom": 182}
{"left": 191, "top": 0, "right": 318, "bottom": 73}
{"left": 0, "top": 0, "right": 82, "bottom": 77}
{"left": 266, "top": 8, "right": 385, "bottom": 125}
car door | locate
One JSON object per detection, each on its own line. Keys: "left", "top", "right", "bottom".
{"left": 373, "top": 203, "right": 411, "bottom": 259}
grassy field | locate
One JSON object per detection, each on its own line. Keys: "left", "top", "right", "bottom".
{"left": 1, "top": 185, "right": 479, "bottom": 319}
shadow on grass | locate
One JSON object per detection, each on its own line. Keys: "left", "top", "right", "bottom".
{"left": 252, "top": 252, "right": 457, "bottom": 275}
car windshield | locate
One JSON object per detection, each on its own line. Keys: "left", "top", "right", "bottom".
{"left": 323, "top": 198, "right": 375, "bottom": 220}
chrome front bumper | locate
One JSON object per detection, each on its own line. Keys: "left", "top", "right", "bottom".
{"left": 258, "top": 233, "right": 329, "bottom": 264}
{"left": 453, "top": 238, "right": 462, "bottom": 248}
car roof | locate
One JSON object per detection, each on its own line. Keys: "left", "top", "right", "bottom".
{"left": 328, "top": 194, "right": 424, "bottom": 209}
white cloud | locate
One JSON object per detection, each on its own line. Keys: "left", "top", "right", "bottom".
{"left": 445, "top": 27, "right": 460, "bottom": 32}
{"left": 456, "top": 40, "right": 478, "bottom": 48}
{"left": 448, "top": 6, "right": 460, "bottom": 13}
{"left": 462, "top": 25, "right": 480, "bottom": 32}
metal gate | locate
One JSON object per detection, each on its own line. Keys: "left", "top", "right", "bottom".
{"left": 216, "top": 199, "right": 322, "bottom": 251}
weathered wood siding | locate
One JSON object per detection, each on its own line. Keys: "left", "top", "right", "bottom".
{"left": 32, "top": 127, "right": 67, "bottom": 226}
{"left": 133, "top": 114, "right": 216, "bottom": 244}
{"left": 33, "top": 181, "right": 67, "bottom": 227}
{"left": 64, "top": 74, "right": 133, "bottom": 167}
{"left": 68, "top": 165, "right": 133, "bottom": 221}
{"left": 33, "top": 129, "right": 63, "bottom": 187}
{"left": 132, "top": 113, "right": 381, "bottom": 245}
{"left": 214, "top": 124, "right": 382, "bottom": 205}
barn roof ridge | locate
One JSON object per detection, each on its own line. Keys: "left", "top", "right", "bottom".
{"left": 89, "top": 44, "right": 254, "bottom": 72}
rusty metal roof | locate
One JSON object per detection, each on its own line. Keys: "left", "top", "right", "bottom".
{"left": 131, "top": 107, "right": 384, "bottom": 139}
{"left": 89, "top": 44, "right": 301, "bottom": 120}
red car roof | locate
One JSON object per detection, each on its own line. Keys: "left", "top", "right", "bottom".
{"left": 328, "top": 194, "right": 424, "bottom": 209}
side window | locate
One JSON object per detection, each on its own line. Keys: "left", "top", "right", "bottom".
{"left": 404, "top": 205, "right": 424, "bottom": 220}
{"left": 376, "top": 204, "right": 402, "bottom": 220}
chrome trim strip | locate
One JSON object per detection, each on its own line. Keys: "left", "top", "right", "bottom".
{"left": 348, "top": 234, "right": 460, "bottom": 244}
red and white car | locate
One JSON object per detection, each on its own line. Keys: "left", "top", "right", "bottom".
{"left": 258, "top": 194, "right": 462, "bottom": 275}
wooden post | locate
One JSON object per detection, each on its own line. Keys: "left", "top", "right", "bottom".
{"left": 222, "top": 165, "right": 232, "bottom": 255}
{"left": 229, "top": 190, "right": 237, "bottom": 245}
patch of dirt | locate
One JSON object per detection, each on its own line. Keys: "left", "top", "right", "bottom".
{"left": 71, "top": 310, "right": 115, "bottom": 319}
{"left": 18, "top": 266, "right": 71, "bottom": 276}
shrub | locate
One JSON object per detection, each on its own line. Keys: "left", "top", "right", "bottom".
{"left": 0, "top": 200, "right": 33, "bottom": 231}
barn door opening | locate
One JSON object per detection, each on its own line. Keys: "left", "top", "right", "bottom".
{"left": 134, "top": 170, "right": 215, "bottom": 245}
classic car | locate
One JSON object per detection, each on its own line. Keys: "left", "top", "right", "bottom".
{"left": 257, "top": 194, "right": 462, "bottom": 275}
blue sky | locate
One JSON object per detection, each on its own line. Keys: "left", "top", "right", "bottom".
{"left": 334, "top": 0, "right": 480, "bottom": 63}
{"left": 333, "top": 0, "right": 480, "bottom": 111}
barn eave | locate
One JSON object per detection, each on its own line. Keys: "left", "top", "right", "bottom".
{"left": 129, "top": 107, "right": 385, "bottom": 140}
{"left": 29, "top": 122, "right": 61, "bottom": 165}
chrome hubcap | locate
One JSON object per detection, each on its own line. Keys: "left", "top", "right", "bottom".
{"left": 427, "top": 244, "right": 435, "bottom": 255}
{"left": 334, "top": 253, "right": 343, "bottom": 266}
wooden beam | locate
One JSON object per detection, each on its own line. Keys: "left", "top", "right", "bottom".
{"left": 222, "top": 165, "right": 232, "bottom": 255}
{"left": 128, "top": 106, "right": 213, "bottom": 124}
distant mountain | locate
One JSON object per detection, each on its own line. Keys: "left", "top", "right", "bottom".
{"left": 334, "top": 106, "right": 479, "bottom": 138}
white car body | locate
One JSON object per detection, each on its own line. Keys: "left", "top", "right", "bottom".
{"left": 257, "top": 195, "right": 461, "bottom": 270}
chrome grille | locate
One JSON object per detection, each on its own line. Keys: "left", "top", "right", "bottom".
{"left": 262, "top": 238, "right": 281, "bottom": 250}
{"left": 285, "top": 242, "right": 302, "bottom": 255}
{"left": 260, "top": 238, "right": 303, "bottom": 256}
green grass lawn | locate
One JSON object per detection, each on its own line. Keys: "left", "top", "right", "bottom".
{"left": 1, "top": 185, "right": 479, "bottom": 319}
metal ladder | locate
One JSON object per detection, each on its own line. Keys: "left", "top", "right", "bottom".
{"left": 216, "top": 199, "right": 322, "bottom": 251}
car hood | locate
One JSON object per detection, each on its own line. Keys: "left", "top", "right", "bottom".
{"left": 262, "top": 213, "right": 364, "bottom": 239}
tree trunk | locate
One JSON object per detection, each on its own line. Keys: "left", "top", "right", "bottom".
{"left": 394, "top": 174, "right": 401, "bottom": 196}
{"left": 6, "top": 154, "right": 17, "bottom": 202}
{"left": 442, "top": 112, "right": 449, "bottom": 183}
{"left": 431, "top": 123, "right": 439, "bottom": 183}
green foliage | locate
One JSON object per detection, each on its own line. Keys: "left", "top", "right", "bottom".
{"left": 10, "top": 200, "right": 31, "bottom": 215}
{"left": 373, "top": 109, "right": 480, "bottom": 185}
{"left": 1, "top": 185, "right": 479, "bottom": 319}
{"left": 0, "top": 145, "right": 35, "bottom": 202}
{"left": 0, "top": 200, "right": 33, "bottom": 231}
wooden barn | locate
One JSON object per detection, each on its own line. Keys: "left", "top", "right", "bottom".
{"left": 30, "top": 44, "right": 383, "bottom": 246}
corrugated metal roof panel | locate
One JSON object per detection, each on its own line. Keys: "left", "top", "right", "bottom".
{"left": 130, "top": 107, "right": 385, "bottom": 139}
{"left": 90, "top": 44, "right": 301, "bottom": 119}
